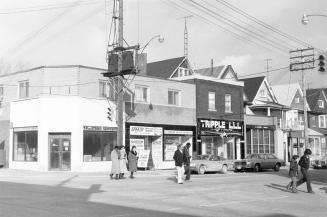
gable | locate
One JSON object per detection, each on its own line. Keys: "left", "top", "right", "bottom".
{"left": 313, "top": 91, "right": 327, "bottom": 113}
{"left": 290, "top": 89, "right": 304, "bottom": 110}
{"left": 240, "top": 76, "right": 265, "bottom": 102}
{"left": 146, "top": 57, "right": 185, "bottom": 79}
{"left": 255, "top": 81, "right": 274, "bottom": 103}
{"left": 219, "top": 65, "right": 238, "bottom": 81}
{"left": 170, "top": 59, "right": 193, "bottom": 78}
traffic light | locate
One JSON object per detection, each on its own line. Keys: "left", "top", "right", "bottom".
{"left": 318, "top": 55, "right": 325, "bottom": 72}
{"left": 107, "top": 107, "right": 112, "bottom": 121}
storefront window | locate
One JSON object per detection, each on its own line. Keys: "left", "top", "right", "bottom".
{"left": 247, "top": 128, "right": 275, "bottom": 155}
{"left": 83, "top": 131, "right": 117, "bottom": 161}
{"left": 246, "top": 129, "right": 251, "bottom": 154}
{"left": 269, "top": 130, "right": 275, "bottom": 153}
{"left": 253, "top": 130, "right": 258, "bottom": 153}
{"left": 13, "top": 130, "right": 38, "bottom": 161}
{"left": 164, "top": 136, "right": 179, "bottom": 161}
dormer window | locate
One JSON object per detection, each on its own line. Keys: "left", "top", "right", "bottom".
{"left": 177, "top": 67, "right": 190, "bottom": 77}
{"left": 318, "top": 100, "right": 324, "bottom": 108}
{"left": 295, "top": 97, "right": 300, "bottom": 103}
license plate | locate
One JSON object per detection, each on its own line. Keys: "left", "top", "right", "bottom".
{"left": 237, "top": 166, "right": 242, "bottom": 169}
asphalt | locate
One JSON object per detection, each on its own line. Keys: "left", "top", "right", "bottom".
{"left": 0, "top": 168, "right": 326, "bottom": 217}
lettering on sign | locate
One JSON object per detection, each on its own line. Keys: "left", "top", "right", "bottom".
{"left": 83, "top": 126, "right": 117, "bottom": 131}
{"left": 130, "top": 126, "right": 163, "bottom": 136}
{"left": 198, "top": 119, "right": 243, "bottom": 136}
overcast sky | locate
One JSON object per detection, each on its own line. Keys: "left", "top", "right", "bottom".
{"left": 1, "top": 0, "right": 327, "bottom": 88}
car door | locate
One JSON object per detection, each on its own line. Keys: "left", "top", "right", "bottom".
{"left": 267, "top": 154, "right": 277, "bottom": 169}
{"left": 259, "top": 154, "right": 269, "bottom": 169}
{"left": 207, "top": 155, "right": 220, "bottom": 171}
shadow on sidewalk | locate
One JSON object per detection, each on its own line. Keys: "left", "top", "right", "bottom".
{"left": 0, "top": 181, "right": 199, "bottom": 217}
{"left": 264, "top": 183, "right": 307, "bottom": 193}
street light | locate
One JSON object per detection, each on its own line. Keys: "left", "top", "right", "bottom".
{"left": 140, "top": 34, "right": 164, "bottom": 53}
{"left": 302, "top": 14, "right": 327, "bottom": 25}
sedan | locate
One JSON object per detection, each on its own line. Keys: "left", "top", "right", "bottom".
{"left": 190, "top": 155, "right": 233, "bottom": 174}
{"left": 312, "top": 158, "right": 327, "bottom": 169}
{"left": 234, "top": 154, "right": 286, "bottom": 172}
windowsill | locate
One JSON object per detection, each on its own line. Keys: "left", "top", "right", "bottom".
{"left": 225, "top": 111, "right": 233, "bottom": 113}
{"left": 168, "top": 104, "right": 181, "bottom": 107}
{"left": 208, "top": 109, "right": 217, "bottom": 112}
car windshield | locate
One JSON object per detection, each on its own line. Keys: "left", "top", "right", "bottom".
{"left": 195, "top": 155, "right": 209, "bottom": 160}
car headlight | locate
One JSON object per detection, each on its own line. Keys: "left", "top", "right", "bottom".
{"left": 246, "top": 161, "right": 251, "bottom": 165}
{"left": 190, "top": 163, "right": 196, "bottom": 167}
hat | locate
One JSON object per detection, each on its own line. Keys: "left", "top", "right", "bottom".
{"left": 304, "top": 149, "right": 312, "bottom": 155}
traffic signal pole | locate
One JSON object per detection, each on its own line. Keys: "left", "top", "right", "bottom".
{"left": 117, "top": 0, "right": 124, "bottom": 147}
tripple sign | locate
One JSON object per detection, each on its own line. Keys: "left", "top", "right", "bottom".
{"left": 198, "top": 119, "right": 243, "bottom": 136}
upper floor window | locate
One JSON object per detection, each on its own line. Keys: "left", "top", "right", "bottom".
{"left": 260, "top": 89, "right": 267, "bottom": 97}
{"left": 208, "top": 92, "right": 216, "bottom": 111}
{"left": 177, "top": 67, "right": 190, "bottom": 77}
{"left": 295, "top": 97, "right": 300, "bottom": 103}
{"left": 168, "top": 89, "right": 180, "bottom": 106}
{"left": 319, "top": 115, "right": 327, "bottom": 128}
{"left": 19, "top": 80, "right": 29, "bottom": 99}
{"left": 135, "top": 85, "right": 149, "bottom": 103}
{"left": 318, "top": 100, "right": 324, "bottom": 108}
{"left": 310, "top": 116, "right": 317, "bottom": 128}
{"left": 225, "top": 94, "right": 232, "bottom": 113}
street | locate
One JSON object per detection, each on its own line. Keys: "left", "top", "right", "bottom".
{"left": 0, "top": 168, "right": 326, "bottom": 217}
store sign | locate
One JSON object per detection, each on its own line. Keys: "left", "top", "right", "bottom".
{"left": 164, "top": 130, "right": 193, "bottom": 135}
{"left": 198, "top": 119, "right": 243, "bottom": 136}
{"left": 13, "top": 126, "right": 38, "bottom": 132}
{"left": 83, "top": 126, "right": 117, "bottom": 131}
{"left": 130, "top": 126, "right": 162, "bottom": 136}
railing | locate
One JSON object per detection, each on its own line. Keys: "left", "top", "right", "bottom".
{"left": 278, "top": 119, "right": 304, "bottom": 131}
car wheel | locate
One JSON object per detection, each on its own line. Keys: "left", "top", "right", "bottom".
{"left": 221, "top": 165, "right": 228, "bottom": 174}
{"left": 198, "top": 165, "right": 206, "bottom": 175}
{"left": 254, "top": 164, "right": 260, "bottom": 172}
{"left": 274, "top": 163, "right": 281, "bottom": 171}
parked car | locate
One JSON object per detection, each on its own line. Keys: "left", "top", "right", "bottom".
{"left": 312, "top": 158, "right": 327, "bottom": 169}
{"left": 234, "top": 154, "right": 286, "bottom": 172}
{"left": 190, "top": 155, "right": 233, "bottom": 174}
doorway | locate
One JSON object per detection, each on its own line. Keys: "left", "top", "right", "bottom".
{"left": 49, "top": 133, "right": 71, "bottom": 170}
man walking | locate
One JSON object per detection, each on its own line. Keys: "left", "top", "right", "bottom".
{"left": 183, "top": 143, "right": 192, "bottom": 181}
{"left": 173, "top": 144, "right": 184, "bottom": 184}
{"left": 296, "top": 149, "right": 314, "bottom": 194}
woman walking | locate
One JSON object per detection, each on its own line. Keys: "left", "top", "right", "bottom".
{"left": 128, "top": 146, "right": 138, "bottom": 178}
{"left": 110, "top": 146, "right": 121, "bottom": 180}
{"left": 119, "top": 145, "right": 128, "bottom": 179}
{"left": 286, "top": 155, "right": 299, "bottom": 193}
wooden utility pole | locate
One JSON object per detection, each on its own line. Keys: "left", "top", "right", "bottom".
{"left": 117, "top": 0, "right": 124, "bottom": 147}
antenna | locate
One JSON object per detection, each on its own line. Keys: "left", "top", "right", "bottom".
{"left": 178, "top": 15, "right": 192, "bottom": 59}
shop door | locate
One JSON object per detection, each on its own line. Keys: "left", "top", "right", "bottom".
{"left": 49, "top": 133, "right": 71, "bottom": 170}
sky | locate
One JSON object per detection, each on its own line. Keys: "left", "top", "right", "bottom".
{"left": 0, "top": 0, "right": 327, "bottom": 88}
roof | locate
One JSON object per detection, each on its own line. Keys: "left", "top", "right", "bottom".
{"left": 194, "top": 66, "right": 225, "bottom": 77}
{"left": 271, "top": 83, "right": 303, "bottom": 107}
{"left": 239, "top": 76, "right": 265, "bottom": 102}
{"left": 307, "top": 128, "right": 324, "bottom": 136}
{"left": 306, "top": 88, "right": 323, "bottom": 110}
{"left": 146, "top": 56, "right": 185, "bottom": 79}
{"left": 250, "top": 100, "right": 288, "bottom": 109}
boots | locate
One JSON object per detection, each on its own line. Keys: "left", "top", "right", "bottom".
{"left": 130, "top": 172, "right": 134, "bottom": 179}
{"left": 115, "top": 174, "right": 119, "bottom": 180}
{"left": 110, "top": 173, "right": 113, "bottom": 180}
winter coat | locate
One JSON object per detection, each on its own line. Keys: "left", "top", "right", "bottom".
{"left": 183, "top": 146, "right": 191, "bottom": 165}
{"left": 173, "top": 150, "right": 184, "bottom": 167}
{"left": 289, "top": 159, "right": 298, "bottom": 177}
{"left": 299, "top": 155, "right": 310, "bottom": 170}
{"left": 119, "top": 148, "right": 128, "bottom": 173}
{"left": 111, "top": 149, "right": 120, "bottom": 175}
{"left": 128, "top": 151, "right": 138, "bottom": 172}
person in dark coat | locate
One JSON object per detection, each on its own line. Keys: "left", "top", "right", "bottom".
{"left": 183, "top": 143, "right": 192, "bottom": 181}
{"left": 296, "top": 149, "right": 314, "bottom": 193}
{"left": 286, "top": 155, "right": 299, "bottom": 193}
{"left": 128, "top": 146, "right": 138, "bottom": 178}
{"left": 173, "top": 144, "right": 184, "bottom": 184}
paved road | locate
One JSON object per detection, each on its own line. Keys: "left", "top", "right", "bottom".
{"left": 0, "top": 168, "right": 326, "bottom": 217}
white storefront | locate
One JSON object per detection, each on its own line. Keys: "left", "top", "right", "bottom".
{"left": 9, "top": 95, "right": 117, "bottom": 172}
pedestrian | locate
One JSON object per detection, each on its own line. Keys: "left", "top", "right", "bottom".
{"left": 110, "top": 146, "right": 121, "bottom": 180}
{"left": 286, "top": 155, "right": 299, "bottom": 193}
{"left": 183, "top": 143, "right": 192, "bottom": 181}
{"left": 296, "top": 148, "right": 314, "bottom": 194}
{"left": 119, "top": 145, "right": 128, "bottom": 179}
{"left": 173, "top": 144, "right": 184, "bottom": 184}
{"left": 128, "top": 145, "right": 138, "bottom": 179}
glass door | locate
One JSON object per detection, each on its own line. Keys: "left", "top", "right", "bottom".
{"left": 49, "top": 133, "right": 71, "bottom": 170}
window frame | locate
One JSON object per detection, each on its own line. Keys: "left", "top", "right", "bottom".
{"left": 318, "top": 100, "right": 324, "bottom": 108}
{"left": 168, "top": 89, "right": 181, "bottom": 106}
{"left": 319, "top": 115, "right": 327, "bottom": 128}
{"left": 295, "top": 97, "right": 300, "bottom": 103}
{"left": 18, "top": 80, "right": 29, "bottom": 99}
{"left": 208, "top": 91, "right": 216, "bottom": 111}
{"left": 13, "top": 130, "right": 38, "bottom": 162}
{"left": 225, "top": 94, "right": 232, "bottom": 113}
{"left": 135, "top": 85, "right": 149, "bottom": 103}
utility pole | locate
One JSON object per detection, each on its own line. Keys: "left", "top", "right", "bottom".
{"left": 290, "top": 48, "right": 315, "bottom": 151}
{"left": 264, "top": 58, "right": 272, "bottom": 82}
{"left": 117, "top": 0, "right": 124, "bottom": 147}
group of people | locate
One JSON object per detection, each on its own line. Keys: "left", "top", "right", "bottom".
{"left": 173, "top": 143, "right": 192, "bottom": 184}
{"left": 286, "top": 148, "right": 314, "bottom": 194}
{"left": 110, "top": 145, "right": 138, "bottom": 180}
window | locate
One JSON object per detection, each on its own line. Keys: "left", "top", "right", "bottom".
{"left": 168, "top": 89, "right": 180, "bottom": 106}
{"left": 135, "top": 85, "right": 149, "bottom": 102}
{"left": 299, "top": 116, "right": 304, "bottom": 126}
{"left": 19, "top": 80, "right": 29, "bottom": 99}
{"left": 83, "top": 130, "right": 117, "bottom": 161}
{"left": 0, "top": 85, "right": 3, "bottom": 99}
{"left": 319, "top": 115, "right": 327, "bottom": 128}
{"left": 13, "top": 130, "right": 38, "bottom": 161}
{"left": 177, "top": 67, "right": 190, "bottom": 77}
{"left": 260, "top": 89, "right": 266, "bottom": 97}
{"left": 247, "top": 129, "right": 275, "bottom": 155}
{"left": 318, "top": 100, "right": 324, "bottom": 108}
{"left": 295, "top": 97, "right": 300, "bottom": 103}
{"left": 208, "top": 92, "right": 216, "bottom": 111}
{"left": 225, "top": 94, "right": 232, "bottom": 113}
{"left": 310, "top": 116, "right": 317, "bottom": 128}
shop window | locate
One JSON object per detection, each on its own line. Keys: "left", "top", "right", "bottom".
{"left": 13, "top": 130, "right": 38, "bottom": 161}
{"left": 135, "top": 85, "right": 149, "bottom": 103}
{"left": 264, "top": 130, "right": 270, "bottom": 153}
{"left": 225, "top": 94, "right": 232, "bottom": 113}
{"left": 252, "top": 130, "right": 258, "bottom": 153}
{"left": 208, "top": 92, "right": 216, "bottom": 111}
{"left": 168, "top": 89, "right": 180, "bottom": 106}
{"left": 269, "top": 130, "right": 275, "bottom": 153}
{"left": 83, "top": 131, "right": 117, "bottom": 161}
{"left": 319, "top": 115, "right": 327, "bottom": 128}
{"left": 246, "top": 130, "right": 251, "bottom": 155}
{"left": 19, "top": 80, "right": 29, "bottom": 99}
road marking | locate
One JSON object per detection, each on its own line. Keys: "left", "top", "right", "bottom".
{"left": 199, "top": 195, "right": 289, "bottom": 207}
